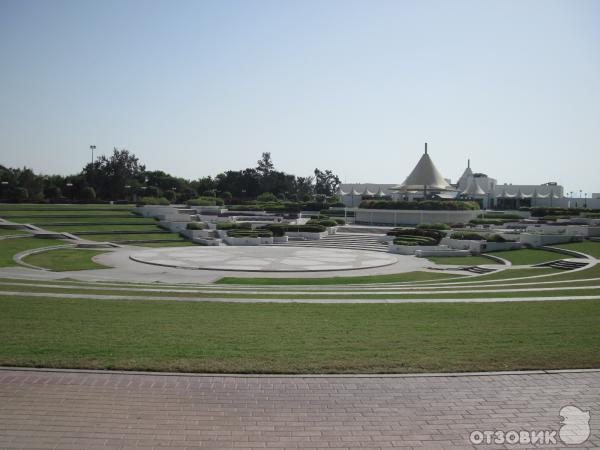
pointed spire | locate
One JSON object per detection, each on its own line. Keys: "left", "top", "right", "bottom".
{"left": 424, "top": 142, "right": 428, "bottom": 154}
{"left": 468, "top": 158, "right": 470, "bottom": 169}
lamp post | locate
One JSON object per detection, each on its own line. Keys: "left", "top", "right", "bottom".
{"left": 0, "top": 181, "right": 8, "bottom": 201}
{"left": 90, "top": 145, "right": 96, "bottom": 166}
{"left": 65, "top": 183, "right": 73, "bottom": 202}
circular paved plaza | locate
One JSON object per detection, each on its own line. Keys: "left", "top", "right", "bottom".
{"left": 130, "top": 246, "right": 400, "bottom": 272}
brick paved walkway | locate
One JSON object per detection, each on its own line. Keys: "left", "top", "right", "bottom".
{"left": 0, "top": 369, "right": 598, "bottom": 449}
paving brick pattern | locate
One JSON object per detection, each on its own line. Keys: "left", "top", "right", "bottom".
{"left": 0, "top": 369, "right": 598, "bottom": 449}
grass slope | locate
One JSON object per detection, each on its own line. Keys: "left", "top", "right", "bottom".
{"left": 553, "top": 241, "right": 600, "bottom": 259}
{"left": 487, "top": 248, "right": 563, "bottom": 265}
{"left": 216, "top": 271, "right": 461, "bottom": 285}
{"left": 426, "top": 255, "right": 495, "bottom": 266}
{"left": 0, "top": 237, "right": 64, "bottom": 267}
{"left": 0, "top": 298, "right": 598, "bottom": 373}
{"left": 22, "top": 248, "right": 110, "bottom": 271}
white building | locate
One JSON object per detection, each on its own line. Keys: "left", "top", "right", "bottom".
{"left": 338, "top": 145, "right": 599, "bottom": 209}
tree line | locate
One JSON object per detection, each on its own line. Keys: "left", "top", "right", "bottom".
{"left": 0, "top": 149, "right": 341, "bottom": 204}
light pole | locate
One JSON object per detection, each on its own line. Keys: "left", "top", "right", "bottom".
{"left": 90, "top": 145, "right": 96, "bottom": 166}
{"left": 66, "top": 182, "right": 73, "bottom": 202}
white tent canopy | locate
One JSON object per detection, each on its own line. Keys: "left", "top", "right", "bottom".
{"left": 391, "top": 147, "right": 454, "bottom": 193}
{"left": 460, "top": 178, "right": 486, "bottom": 196}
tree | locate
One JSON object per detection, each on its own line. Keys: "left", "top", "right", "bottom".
{"left": 314, "top": 169, "right": 341, "bottom": 197}
{"left": 294, "top": 176, "right": 315, "bottom": 200}
{"left": 9, "top": 187, "right": 29, "bottom": 202}
{"left": 257, "top": 192, "right": 278, "bottom": 203}
{"left": 256, "top": 152, "right": 274, "bottom": 176}
{"left": 80, "top": 186, "right": 96, "bottom": 202}
{"left": 83, "top": 148, "right": 145, "bottom": 200}
{"left": 44, "top": 185, "right": 62, "bottom": 202}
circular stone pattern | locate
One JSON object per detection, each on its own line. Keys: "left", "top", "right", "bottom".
{"left": 130, "top": 246, "right": 399, "bottom": 272}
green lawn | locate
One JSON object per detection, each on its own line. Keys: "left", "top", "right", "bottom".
{"left": 83, "top": 233, "right": 185, "bottom": 241}
{"left": 487, "top": 248, "right": 562, "bottom": 265}
{"left": 0, "top": 237, "right": 64, "bottom": 267}
{"left": 553, "top": 240, "right": 600, "bottom": 259}
{"left": 46, "top": 224, "right": 161, "bottom": 233}
{"left": 0, "top": 228, "right": 29, "bottom": 236}
{"left": 0, "top": 297, "right": 598, "bottom": 373}
{"left": 0, "top": 210, "right": 137, "bottom": 217}
{"left": 0, "top": 203, "right": 134, "bottom": 210}
{"left": 5, "top": 216, "right": 153, "bottom": 224}
{"left": 216, "top": 271, "right": 462, "bottom": 285}
{"left": 22, "top": 248, "right": 110, "bottom": 271}
{"left": 426, "top": 255, "right": 497, "bottom": 266}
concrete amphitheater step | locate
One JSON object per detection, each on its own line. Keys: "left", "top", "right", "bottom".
{"left": 270, "top": 233, "right": 390, "bottom": 253}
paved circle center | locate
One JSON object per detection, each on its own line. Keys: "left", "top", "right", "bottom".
{"left": 130, "top": 246, "right": 400, "bottom": 272}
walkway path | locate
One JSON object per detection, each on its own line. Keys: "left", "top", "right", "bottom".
{"left": 0, "top": 368, "right": 598, "bottom": 449}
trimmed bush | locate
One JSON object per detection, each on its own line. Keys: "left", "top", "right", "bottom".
{"left": 138, "top": 196, "right": 169, "bottom": 205}
{"left": 227, "top": 229, "right": 273, "bottom": 238}
{"left": 307, "top": 218, "right": 338, "bottom": 227}
{"left": 360, "top": 200, "right": 479, "bottom": 211}
{"left": 334, "top": 218, "right": 345, "bottom": 225}
{"left": 216, "top": 222, "right": 252, "bottom": 230}
{"left": 186, "top": 222, "right": 204, "bottom": 230}
{"left": 450, "top": 231, "right": 485, "bottom": 241}
{"left": 386, "top": 228, "right": 444, "bottom": 244}
{"left": 188, "top": 196, "right": 224, "bottom": 206}
{"left": 416, "top": 223, "right": 450, "bottom": 230}
{"left": 265, "top": 224, "right": 327, "bottom": 235}
{"left": 486, "top": 234, "right": 507, "bottom": 243}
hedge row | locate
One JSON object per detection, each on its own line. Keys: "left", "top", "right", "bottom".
{"left": 393, "top": 236, "right": 438, "bottom": 246}
{"left": 386, "top": 228, "right": 445, "bottom": 244}
{"left": 262, "top": 223, "right": 327, "bottom": 237}
{"left": 186, "top": 222, "right": 204, "bottom": 230}
{"left": 216, "top": 222, "right": 252, "bottom": 230}
{"left": 227, "top": 229, "right": 273, "bottom": 238}
{"left": 359, "top": 200, "right": 480, "bottom": 210}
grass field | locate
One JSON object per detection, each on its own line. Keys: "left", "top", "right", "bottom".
{"left": 22, "top": 248, "right": 110, "bottom": 271}
{"left": 0, "top": 204, "right": 134, "bottom": 210}
{"left": 0, "top": 237, "right": 64, "bottom": 267}
{"left": 44, "top": 224, "right": 161, "bottom": 233}
{"left": 83, "top": 232, "right": 185, "bottom": 242}
{"left": 216, "top": 271, "right": 462, "bottom": 285}
{"left": 553, "top": 240, "right": 600, "bottom": 259}
{"left": 5, "top": 216, "right": 154, "bottom": 224}
{"left": 0, "top": 297, "right": 597, "bottom": 373}
{"left": 0, "top": 228, "right": 29, "bottom": 236}
{"left": 426, "top": 255, "right": 496, "bottom": 266}
{"left": 487, "top": 248, "right": 563, "bottom": 265}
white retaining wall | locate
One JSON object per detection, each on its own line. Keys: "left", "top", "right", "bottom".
{"left": 355, "top": 209, "right": 479, "bottom": 226}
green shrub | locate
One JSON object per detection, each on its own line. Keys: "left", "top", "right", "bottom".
{"left": 360, "top": 200, "right": 479, "bottom": 211}
{"left": 256, "top": 192, "right": 279, "bottom": 203}
{"left": 393, "top": 237, "right": 437, "bottom": 246}
{"left": 469, "top": 218, "right": 508, "bottom": 225}
{"left": 479, "top": 213, "right": 521, "bottom": 220}
{"left": 216, "top": 222, "right": 252, "bottom": 230}
{"left": 138, "top": 196, "right": 169, "bottom": 205}
{"left": 186, "top": 222, "right": 204, "bottom": 230}
{"left": 486, "top": 234, "right": 507, "bottom": 243}
{"left": 334, "top": 218, "right": 345, "bottom": 225}
{"left": 265, "top": 224, "right": 327, "bottom": 235}
{"left": 386, "top": 228, "right": 444, "bottom": 243}
{"left": 227, "top": 229, "right": 273, "bottom": 238}
{"left": 188, "top": 197, "right": 217, "bottom": 206}
{"left": 307, "top": 218, "right": 338, "bottom": 227}
{"left": 450, "top": 231, "right": 485, "bottom": 241}
{"left": 416, "top": 223, "right": 450, "bottom": 230}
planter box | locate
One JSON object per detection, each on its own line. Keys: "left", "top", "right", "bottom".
{"left": 355, "top": 208, "right": 479, "bottom": 226}
{"left": 327, "top": 226, "right": 338, "bottom": 235}
{"left": 440, "top": 237, "right": 482, "bottom": 253}
{"left": 192, "top": 237, "right": 222, "bottom": 246}
{"left": 224, "top": 236, "right": 274, "bottom": 246}
{"left": 286, "top": 231, "right": 328, "bottom": 240}
{"left": 273, "top": 236, "right": 289, "bottom": 243}
{"left": 519, "top": 233, "right": 581, "bottom": 248}
{"left": 388, "top": 244, "right": 445, "bottom": 255}
{"left": 415, "top": 249, "right": 471, "bottom": 258}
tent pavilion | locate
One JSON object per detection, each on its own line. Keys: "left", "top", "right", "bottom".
{"left": 390, "top": 143, "right": 456, "bottom": 199}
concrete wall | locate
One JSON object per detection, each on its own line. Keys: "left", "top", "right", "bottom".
{"left": 355, "top": 209, "right": 479, "bottom": 226}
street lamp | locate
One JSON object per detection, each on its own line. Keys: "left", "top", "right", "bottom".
{"left": 90, "top": 145, "right": 96, "bottom": 165}
{"left": 66, "top": 182, "right": 73, "bottom": 202}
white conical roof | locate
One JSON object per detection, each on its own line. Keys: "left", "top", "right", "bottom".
{"left": 460, "top": 178, "right": 486, "bottom": 196}
{"left": 349, "top": 186, "right": 361, "bottom": 196}
{"left": 375, "top": 186, "right": 387, "bottom": 197}
{"left": 361, "top": 187, "right": 374, "bottom": 196}
{"left": 457, "top": 159, "right": 473, "bottom": 190}
{"left": 393, "top": 150, "right": 452, "bottom": 191}
{"left": 336, "top": 187, "right": 348, "bottom": 196}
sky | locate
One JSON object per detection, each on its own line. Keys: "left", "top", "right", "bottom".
{"left": 0, "top": 0, "right": 599, "bottom": 195}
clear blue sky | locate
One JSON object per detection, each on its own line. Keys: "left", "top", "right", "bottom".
{"left": 1, "top": 0, "right": 598, "bottom": 195}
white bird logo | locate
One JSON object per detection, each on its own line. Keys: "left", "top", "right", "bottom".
{"left": 559, "top": 405, "right": 591, "bottom": 445}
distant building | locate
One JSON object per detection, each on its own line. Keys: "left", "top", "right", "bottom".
{"left": 336, "top": 145, "right": 593, "bottom": 209}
